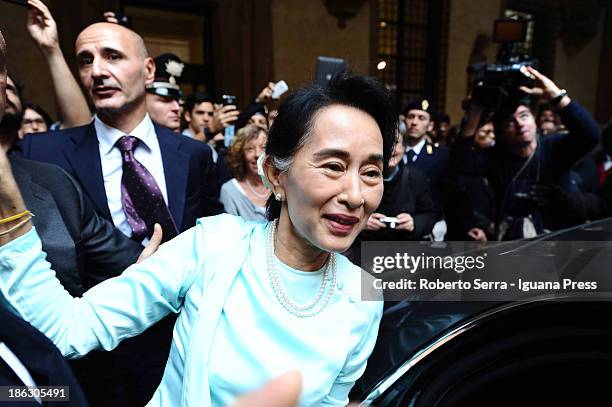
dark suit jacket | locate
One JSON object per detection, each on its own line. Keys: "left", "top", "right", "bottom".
{"left": 10, "top": 157, "right": 142, "bottom": 296}
{"left": 16, "top": 122, "right": 224, "bottom": 233}
{"left": 412, "top": 142, "right": 449, "bottom": 186}
{"left": 411, "top": 142, "right": 449, "bottom": 215}
{"left": 362, "top": 164, "right": 436, "bottom": 241}
{"left": 0, "top": 304, "right": 88, "bottom": 407}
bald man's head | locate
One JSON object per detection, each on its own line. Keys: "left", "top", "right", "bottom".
{"left": 77, "top": 22, "right": 148, "bottom": 59}
{"left": 75, "top": 22, "right": 155, "bottom": 124}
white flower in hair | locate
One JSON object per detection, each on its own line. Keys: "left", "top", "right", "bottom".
{"left": 257, "top": 154, "right": 272, "bottom": 190}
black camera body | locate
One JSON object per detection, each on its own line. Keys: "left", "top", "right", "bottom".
{"left": 467, "top": 19, "right": 538, "bottom": 111}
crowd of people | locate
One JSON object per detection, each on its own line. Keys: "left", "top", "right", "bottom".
{"left": 0, "top": 0, "right": 611, "bottom": 406}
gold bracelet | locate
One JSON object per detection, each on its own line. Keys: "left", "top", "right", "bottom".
{"left": 0, "top": 210, "right": 32, "bottom": 225}
{"left": 0, "top": 215, "right": 33, "bottom": 237}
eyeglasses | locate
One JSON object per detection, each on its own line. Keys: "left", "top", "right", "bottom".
{"left": 21, "top": 118, "right": 46, "bottom": 126}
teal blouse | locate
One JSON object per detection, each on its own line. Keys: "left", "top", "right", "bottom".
{"left": 0, "top": 214, "right": 383, "bottom": 406}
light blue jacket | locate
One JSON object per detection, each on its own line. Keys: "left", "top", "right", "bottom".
{"left": 0, "top": 215, "right": 383, "bottom": 406}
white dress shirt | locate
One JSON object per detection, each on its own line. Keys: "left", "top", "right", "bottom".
{"left": 181, "top": 128, "right": 196, "bottom": 138}
{"left": 94, "top": 114, "right": 168, "bottom": 240}
{"left": 403, "top": 138, "right": 427, "bottom": 164}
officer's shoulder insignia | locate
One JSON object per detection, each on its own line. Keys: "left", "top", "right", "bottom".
{"left": 426, "top": 144, "right": 433, "bottom": 155}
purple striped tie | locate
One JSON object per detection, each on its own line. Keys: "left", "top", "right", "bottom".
{"left": 116, "top": 136, "right": 178, "bottom": 242}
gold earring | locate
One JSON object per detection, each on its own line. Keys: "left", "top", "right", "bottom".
{"left": 274, "top": 192, "right": 282, "bottom": 201}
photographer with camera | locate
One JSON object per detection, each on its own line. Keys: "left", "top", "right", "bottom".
{"left": 451, "top": 65, "right": 600, "bottom": 240}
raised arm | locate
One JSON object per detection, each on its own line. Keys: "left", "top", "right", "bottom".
{"left": 520, "top": 66, "right": 600, "bottom": 169}
{"left": 26, "top": 0, "right": 91, "bottom": 128}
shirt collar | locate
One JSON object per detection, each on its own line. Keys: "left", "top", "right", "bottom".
{"left": 94, "top": 114, "right": 155, "bottom": 156}
{"left": 405, "top": 138, "right": 427, "bottom": 155}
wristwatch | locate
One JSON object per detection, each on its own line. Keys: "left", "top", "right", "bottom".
{"left": 551, "top": 89, "right": 568, "bottom": 107}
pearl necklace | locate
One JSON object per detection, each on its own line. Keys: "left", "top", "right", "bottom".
{"left": 245, "top": 178, "right": 270, "bottom": 199}
{"left": 267, "top": 219, "right": 336, "bottom": 318}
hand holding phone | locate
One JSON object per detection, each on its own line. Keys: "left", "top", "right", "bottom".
{"left": 220, "top": 95, "right": 238, "bottom": 147}
{"left": 209, "top": 104, "right": 239, "bottom": 134}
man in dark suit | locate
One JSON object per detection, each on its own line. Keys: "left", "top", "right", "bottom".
{"left": 15, "top": 22, "right": 222, "bottom": 406}
{"left": 17, "top": 22, "right": 223, "bottom": 242}
{"left": 17, "top": 120, "right": 221, "bottom": 238}
{"left": 3, "top": 74, "right": 144, "bottom": 295}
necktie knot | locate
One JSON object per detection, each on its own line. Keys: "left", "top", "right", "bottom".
{"left": 405, "top": 149, "right": 416, "bottom": 164}
{"left": 117, "top": 135, "right": 139, "bottom": 153}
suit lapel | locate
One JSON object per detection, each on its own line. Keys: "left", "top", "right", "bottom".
{"left": 64, "top": 123, "right": 112, "bottom": 220}
{"left": 156, "top": 124, "right": 189, "bottom": 230}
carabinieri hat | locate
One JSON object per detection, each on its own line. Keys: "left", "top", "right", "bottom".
{"left": 147, "top": 53, "right": 185, "bottom": 100}
{"left": 402, "top": 97, "right": 435, "bottom": 116}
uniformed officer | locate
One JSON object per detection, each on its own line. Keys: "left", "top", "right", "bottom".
{"left": 402, "top": 98, "right": 450, "bottom": 239}
{"left": 146, "top": 53, "right": 185, "bottom": 132}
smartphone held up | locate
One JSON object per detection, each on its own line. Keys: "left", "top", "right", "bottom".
{"left": 221, "top": 95, "right": 237, "bottom": 148}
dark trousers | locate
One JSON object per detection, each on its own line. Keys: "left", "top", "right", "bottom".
{"left": 70, "top": 315, "right": 176, "bottom": 407}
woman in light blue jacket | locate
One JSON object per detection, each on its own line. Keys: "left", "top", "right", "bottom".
{"left": 0, "top": 74, "right": 397, "bottom": 406}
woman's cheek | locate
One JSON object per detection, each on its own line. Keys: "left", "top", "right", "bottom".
{"left": 365, "top": 184, "right": 384, "bottom": 214}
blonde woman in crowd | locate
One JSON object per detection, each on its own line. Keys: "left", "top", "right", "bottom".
{"left": 220, "top": 125, "right": 270, "bottom": 221}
